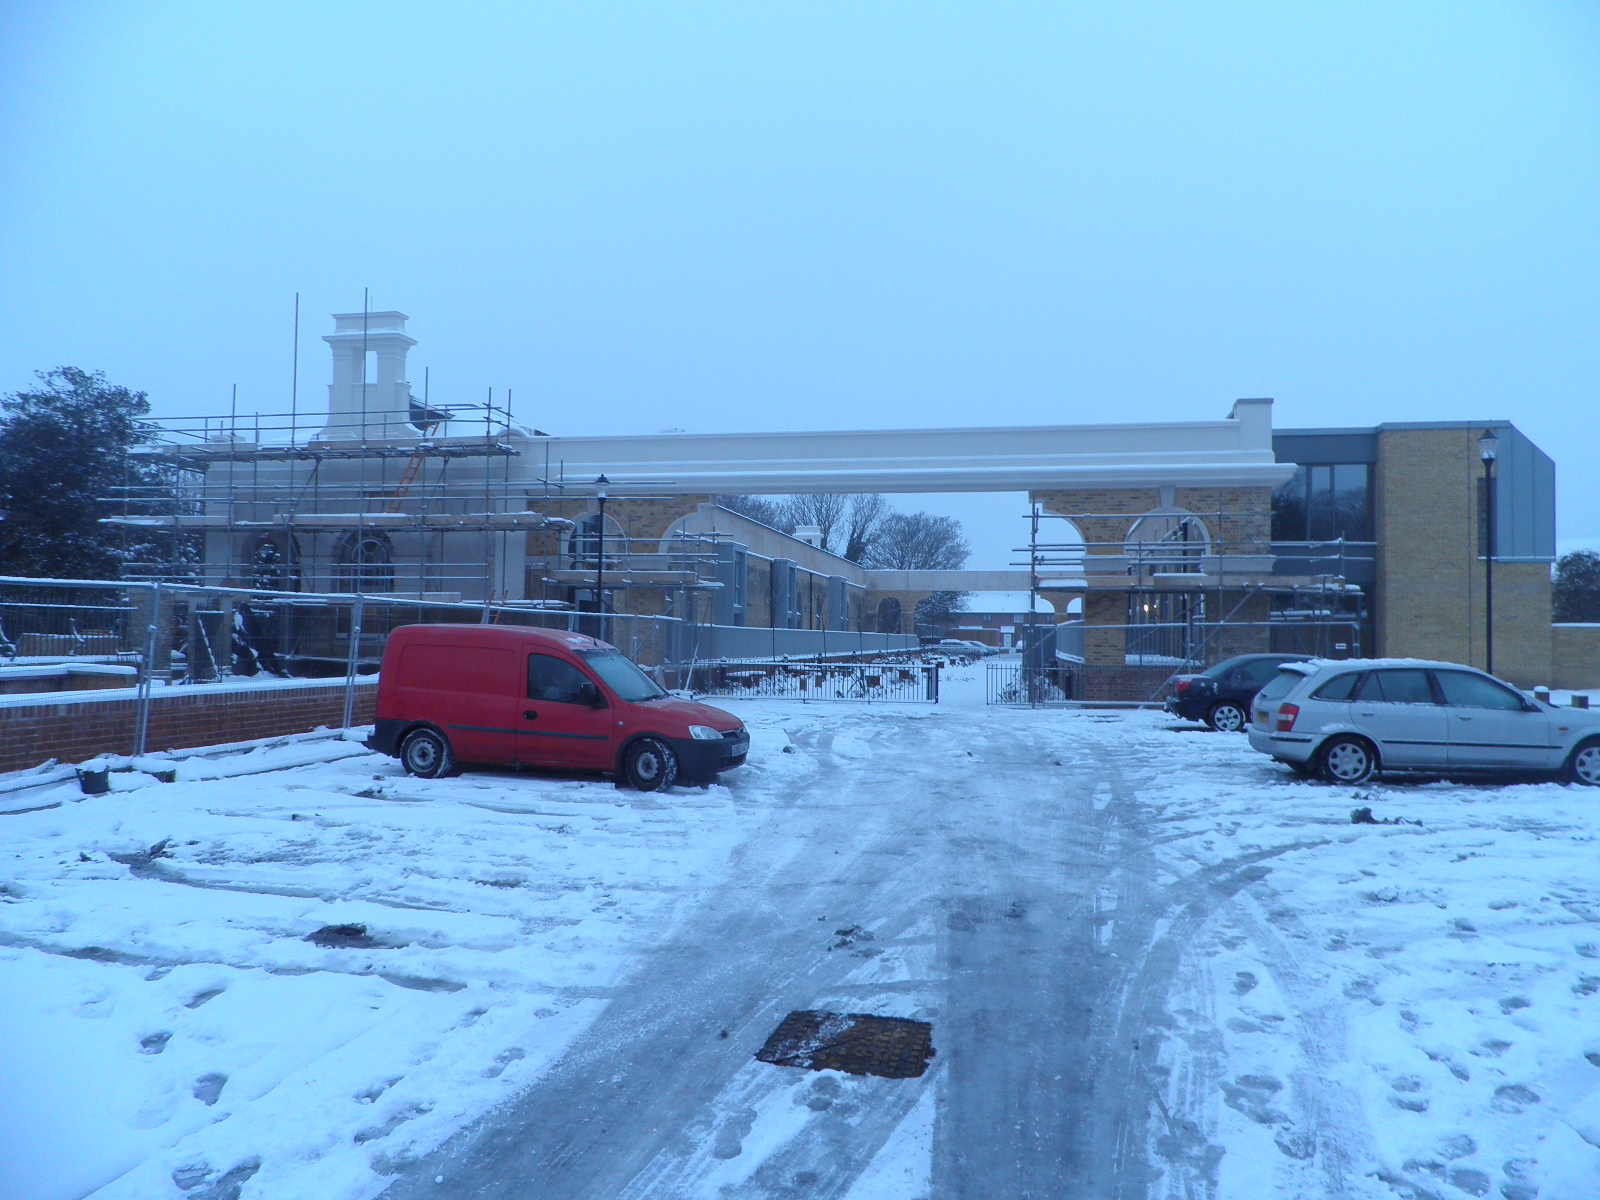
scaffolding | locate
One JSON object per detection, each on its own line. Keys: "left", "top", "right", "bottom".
{"left": 1008, "top": 501, "right": 1375, "bottom": 702}
{"left": 97, "top": 398, "right": 738, "bottom": 678}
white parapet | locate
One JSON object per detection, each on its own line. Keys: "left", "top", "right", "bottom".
{"left": 517, "top": 399, "right": 1293, "bottom": 495}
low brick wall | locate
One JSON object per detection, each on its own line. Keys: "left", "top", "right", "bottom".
{"left": 1082, "top": 665, "right": 1178, "bottom": 702}
{"left": 1551, "top": 624, "right": 1600, "bottom": 691}
{"left": 0, "top": 678, "right": 378, "bottom": 774}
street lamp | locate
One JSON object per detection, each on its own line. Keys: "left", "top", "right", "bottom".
{"left": 1478, "top": 429, "right": 1499, "bottom": 675}
{"left": 593, "top": 476, "right": 609, "bottom": 632}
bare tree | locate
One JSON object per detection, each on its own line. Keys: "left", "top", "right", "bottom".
{"left": 864, "top": 511, "right": 970, "bottom": 571}
{"left": 841, "top": 494, "right": 889, "bottom": 563}
{"left": 785, "top": 493, "right": 850, "bottom": 550}
{"left": 716, "top": 494, "right": 793, "bottom": 531}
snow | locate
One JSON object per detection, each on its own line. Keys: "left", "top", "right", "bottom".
{"left": 0, "top": 663, "right": 1596, "bottom": 1199}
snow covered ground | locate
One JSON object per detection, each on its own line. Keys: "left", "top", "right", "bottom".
{"left": 0, "top": 663, "right": 1597, "bottom": 1199}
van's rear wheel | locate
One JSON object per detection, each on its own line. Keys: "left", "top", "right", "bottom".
{"left": 623, "top": 738, "right": 678, "bottom": 792}
{"left": 401, "top": 728, "right": 455, "bottom": 779}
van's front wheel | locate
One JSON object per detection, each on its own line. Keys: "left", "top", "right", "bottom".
{"left": 401, "top": 728, "right": 456, "bottom": 779}
{"left": 623, "top": 738, "right": 678, "bottom": 792}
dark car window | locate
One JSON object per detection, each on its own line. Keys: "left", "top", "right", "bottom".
{"left": 1357, "top": 669, "right": 1436, "bottom": 705}
{"left": 577, "top": 649, "right": 665, "bottom": 701}
{"left": 1256, "top": 668, "right": 1302, "bottom": 702}
{"left": 1238, "top": 658, "right": 1289, "bottom": 686}
{"left": 1312, "top": 672, "right": 1362, "bottom": 701}
{"left": 528, "top": 653, "right": 599, "bottom": 705}
{"left": 1434, "top": 670, "right": 1526, "bottom": 711}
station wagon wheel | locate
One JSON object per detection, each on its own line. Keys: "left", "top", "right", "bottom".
{"left": 1567, "top": 739, "right": 1600, "bottom": 787}
{"left": 1319, "top": 736, "right": 1376, "bottom": 784}
{"left": 624, "top": 738, "right": 679, "bottom": 792}
{"left": 401, "top": 728, "right": 456, "bottom": 779}
{"left": 1207, "top": 702, "right": 1247, "bottom": 733}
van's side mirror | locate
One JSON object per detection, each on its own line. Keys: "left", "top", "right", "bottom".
{"left": 577, "top": 681, "right": 604, "bottom": 708}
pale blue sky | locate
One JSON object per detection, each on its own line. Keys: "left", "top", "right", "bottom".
{"left": 1, "top": 2, "right": 1597, "bottom": 569}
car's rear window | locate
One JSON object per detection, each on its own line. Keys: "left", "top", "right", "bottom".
{"left": 1312, "top": 672, "right": 1362, "bottom": 701}
{"left": 1255, "top": 668, "right": 1302, "bottom": 702}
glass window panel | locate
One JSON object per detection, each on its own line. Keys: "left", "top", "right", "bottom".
{"left": 1308, "top": 465, "right": 1336, "bottom": 542}
{"left": 1313, "top": 672, "right": 1362, "bottom": 701}
{"left": 1240, "top": 658, "right": 1287, "bottom": 684}
{"left": 1354, "top": 672, "right": 1385, "bottom": 702}
{"left": 1331, "top": 463, "right": 1371, "bottom": 540}
{"left": 1434, "top": 670, "right": 1525, "bottom": 711}
{"left": 1256, "top": 669, "right": 1301, "bottom": 701}
{"left": 1271, "top": 466, "right": 1307, "bottom": 541}
{"left": 1375, "top": 669, "right": 1436, "bottom": 704}
{"left": 527, "top": 653, "right": 596, "bottom": 704}
{"left": 578, "top": 649, "right": 664, "bottom": 701}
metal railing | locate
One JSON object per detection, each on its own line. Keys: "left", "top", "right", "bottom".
{"left": 990, "top": 616, "right": 1364, "bottom": 706}
{"left": 0, "top": 575, "right": 683, "bottom": 760}
{"left": 686, "top": 660, "right": 939, "bottom": 703}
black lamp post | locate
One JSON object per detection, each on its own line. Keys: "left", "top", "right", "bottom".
{"left": 593, "top": 476, "right": 609, "bottom": 626}
{"left": 1478, "top": 429, "right": 1498, "bottom": 675}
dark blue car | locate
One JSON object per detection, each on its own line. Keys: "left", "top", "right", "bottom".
{"left": 1164, "top": 653, "right": 1313, "bottom": 731}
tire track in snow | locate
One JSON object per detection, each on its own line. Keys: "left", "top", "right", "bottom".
{"left": 380, "top": 711, "right": 967, "bottom": 1200}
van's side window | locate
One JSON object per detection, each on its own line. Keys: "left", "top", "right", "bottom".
{"left": 528, "top": 654, "right": 597, "bottom": 705}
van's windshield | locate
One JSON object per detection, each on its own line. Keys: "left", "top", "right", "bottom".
{"left": 577, "top": 649, "right": 667, "bottom": 701}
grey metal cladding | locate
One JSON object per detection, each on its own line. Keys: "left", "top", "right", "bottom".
{"left": 1494, "top": 424, "right": 1556, "bottom": 562}
{"left": 1272, "top": 430, "right": 1379, "bottom": 464}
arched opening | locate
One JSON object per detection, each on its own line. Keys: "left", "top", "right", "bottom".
{"left": 566, "top": 513, "right": 626, "bottom": 570}
{"left": 334, "top": 530, "right": 395, "bottom": 593}
{"left": 1124, "top": 510, "right": 1210, "bottom": 575}
{"left": 1124, "top": 510, "right": 1209, "bottom": 665}
{"left": 250, "top": 533, "right": 301, "bottom": 593}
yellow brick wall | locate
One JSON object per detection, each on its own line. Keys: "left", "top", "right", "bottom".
{"left": 1032, "top": 486, "right": 1271, "bottom": 558}
{"left": 1374, "top": 429, "right": 1552, "bottom": 686}
{"left": 1550, "top": 625, "right": 1600, "bottom": 691}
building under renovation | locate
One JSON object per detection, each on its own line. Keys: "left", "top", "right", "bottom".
{"left": 107, "top": 308, "right": 1596, "bottom": 695}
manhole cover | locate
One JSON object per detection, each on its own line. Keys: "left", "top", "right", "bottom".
{"left": 755, "top": 1011, "right": 935, "bottom": 1079}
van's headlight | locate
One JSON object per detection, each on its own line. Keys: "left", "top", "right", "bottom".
{"left": 688, "top": 725, "right": 723, "bottom": 740}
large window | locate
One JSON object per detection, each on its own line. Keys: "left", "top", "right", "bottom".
{"left": 334, "top": 531, "right": 394, "bottom": 593}
{"left": 1271, "top": 464, "right": 1371, "bottom": 542}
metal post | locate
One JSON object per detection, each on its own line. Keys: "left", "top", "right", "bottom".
{"left": 1028, "top": 500, "right": 1040, "bottom": 706}
{"left": 594, "top": 475, "right": 609, "bottom": 644}
{"left": 1478, "top": 429, "right": 1499, "bottom": 676}
{"left": 133, "top": 582, "right": 161, "bottom": 756}
{"left": 342, "top": 596, "right": 365, "bottom": 730}
{"left": 1484, "top": 459, "right": 1495, "bottom": 676}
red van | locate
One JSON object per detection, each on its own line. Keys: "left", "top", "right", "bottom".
{"left": 368, "top": 624, "right": 749, "bottom": 790}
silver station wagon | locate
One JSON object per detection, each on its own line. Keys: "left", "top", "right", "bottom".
{"left": 1246, "top": 658, "right": 1600, "bottom": 784}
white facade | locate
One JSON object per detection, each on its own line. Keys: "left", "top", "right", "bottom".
{"left": 511, "top": 398, "right": 1290, "bottom": 495}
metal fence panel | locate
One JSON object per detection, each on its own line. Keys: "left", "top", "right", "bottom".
{"left": 994, "top": 617, "right": 1364, "bottom": 706}
{"left": 687, "top": 660, "right": 939, "bottom": 703}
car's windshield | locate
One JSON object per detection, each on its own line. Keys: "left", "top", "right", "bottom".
{"left": 1255, "top": 668, "right": 1302, "bottom": 702}
{"left": 577, "top": 649, "right": 667, "bottom": 701}
{"left": 1201, "top": 657, "right": 1245, "bottom": 679}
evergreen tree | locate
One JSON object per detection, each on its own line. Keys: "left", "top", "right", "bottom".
{"left": 0, "top": 367, "right": 163, "bottom": 579}
{"left": 1554, "top": 549, "right": 1600, "bottom": 622}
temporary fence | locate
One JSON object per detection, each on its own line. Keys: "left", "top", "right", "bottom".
{"left": 0, "top": 575, "right": 682, "bottom": 762}
{"left": 989, "top": 617, "right": 1364, "bottom": 707}
{"left": 684, "top": 660, "right": 939, "bottom": 703}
